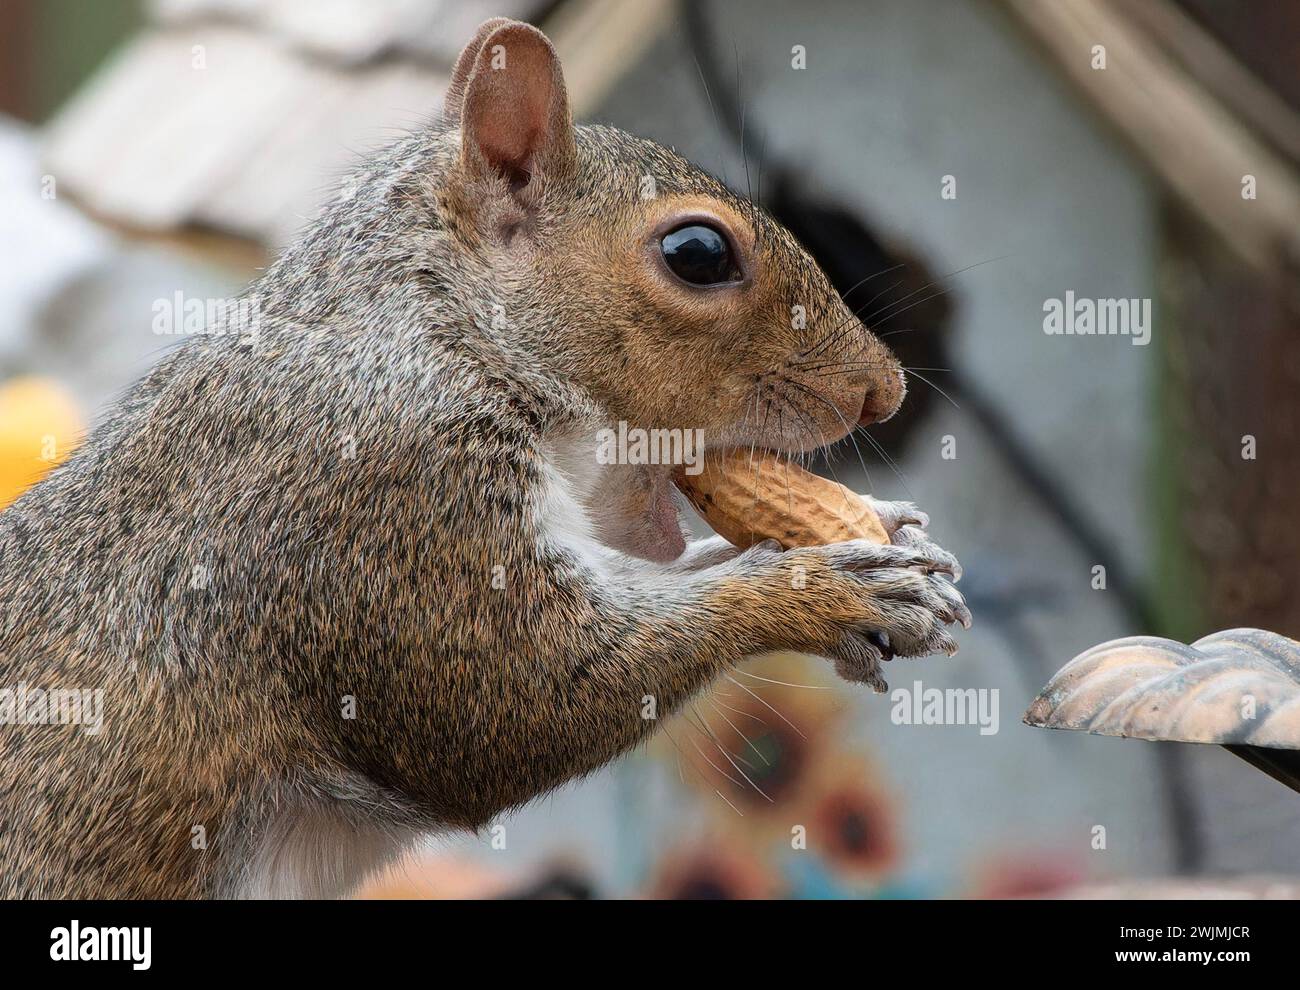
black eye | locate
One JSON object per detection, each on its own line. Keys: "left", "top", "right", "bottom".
{"left": 660, "top": 223, "right": 739, "bottom": 286}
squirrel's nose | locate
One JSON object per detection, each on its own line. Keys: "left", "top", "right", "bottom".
{"left": 858, "top": 369, "right": 905, "bottom": 426}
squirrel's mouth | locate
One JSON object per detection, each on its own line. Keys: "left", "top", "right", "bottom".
{"left": 590, "top": 463, "right": 689, "bottom": 564}
{"left": 647, "top": 468, "right": 688, "bottom": 562}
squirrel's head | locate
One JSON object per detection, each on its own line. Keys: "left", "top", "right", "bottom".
{"left": 437, "top": 19, "right": 904, "bottom": 454}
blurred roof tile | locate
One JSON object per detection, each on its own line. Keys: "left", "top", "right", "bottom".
{"left": 150, "top": 0, "right": 549, "bottom": 65}
{"left": 40, "top": 0, "right": 487, "bottom": 244}
{"left": 198, "top": 61, "right": 445, "bottom": 245}
{"left": 44, "top": 27, "right": 315, "bottom": 230}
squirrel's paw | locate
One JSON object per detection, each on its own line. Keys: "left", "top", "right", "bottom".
{"left": 812, "top": 533, "right": 962, "bottom": 581}
{"left": 842, "top": 560, "right": 970, "bottom": 661}
{"left": 739, "top": 534, "right": 971, "bottom": 673}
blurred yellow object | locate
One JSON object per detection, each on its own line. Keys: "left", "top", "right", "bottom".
{"left": 0, "top": 377, "right": 82, "bottom": 510}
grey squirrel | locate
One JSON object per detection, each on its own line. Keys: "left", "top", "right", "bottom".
{"left": 0, "top": 18, "right": 968, "bottom": 898}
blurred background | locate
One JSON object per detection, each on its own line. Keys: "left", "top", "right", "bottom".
{"left": 2, "top": 0, "right": 1299, "bottom": 898}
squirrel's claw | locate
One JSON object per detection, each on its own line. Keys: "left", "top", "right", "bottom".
{"left": 865, "top": 496, "right": 929, "bottom": 535}
{"left": 827, "top": 631, "right": 889, "bottom": 692}
{"left": 889, "top": 524, "right": 963, "bottom": 583}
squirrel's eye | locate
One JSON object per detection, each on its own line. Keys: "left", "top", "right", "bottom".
{"left": 660, "top": 224, "right": 738, "bottom": 286}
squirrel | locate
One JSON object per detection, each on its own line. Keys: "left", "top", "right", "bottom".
{"left": 0, "top": 18, "right": 969, "bottom": 898}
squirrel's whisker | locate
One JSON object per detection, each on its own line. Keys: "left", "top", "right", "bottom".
{"left": 839, "top": 262, "right": 907, "bottom": 307}
{"left": 690, "top": 708, "right": 771, "bottom": 801}
{"left": 802, "top": 254, "right": 1009, "bottom": 365}
{"left": 857, "top": 428, "right": 916, "bottom": 497}
{"left": 683, "top": 722, "right": 749, "bottom": 793}
{"left": 726, "top": 674, "right": 808, "bottom": 741}
{"left": 775, "top": 377, "right": 876, "bottom": 499}
{"left": 690, "top": 53, "right": 731, "bottom": 190}
{"left": 710, "top": 694, "right": 770, "bottom": 725}
{"left": 706, "top": 699, "right": 771, "bottom": 767}
{"left": 901, "top": 368, "right": 961, "bottom": 411}
{"left": 800, "top": 274, "right": 908, "bottom": 361}
{"left": 663, "top": 721, "right": 744, "bottom": 818}
{"left": 735, "top": 669, "right": 829, "bottom": 691}
{"left": 855, "top": 254, "right": 1010, "bottom": 333}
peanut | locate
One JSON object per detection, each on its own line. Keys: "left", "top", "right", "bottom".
{"left": 673, "top": 449, "right": 889, "bottom": 549}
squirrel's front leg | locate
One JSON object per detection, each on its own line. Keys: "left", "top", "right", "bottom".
{"left": 402, "top": 450, "right": 967, "bottom": 824}
{"left": 528, "top": 534, "right": 968, "bottom": 774}
{"left": 560, "top": 482, "right": 967, "bottom": 710}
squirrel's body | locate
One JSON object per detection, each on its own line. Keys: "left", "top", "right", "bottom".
{"left": 0, "top": 20, "right": 967, "bottom": 897}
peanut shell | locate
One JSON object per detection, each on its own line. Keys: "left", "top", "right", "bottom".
{"left": 673, "top": 449, "right": 889, "bottom": 549}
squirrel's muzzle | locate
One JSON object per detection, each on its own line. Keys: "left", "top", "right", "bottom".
{"left": 858, "top": 366, "right": 906, "bottom": 426}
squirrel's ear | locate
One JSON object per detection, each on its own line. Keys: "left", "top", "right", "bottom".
{"left": 456, "top": 21, "right": 577, "bottom": 191}
{"left": 444, "top": 17, "right": 512, "bottom": 126}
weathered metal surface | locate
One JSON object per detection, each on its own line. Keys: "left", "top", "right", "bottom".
{"left": 1024, "top": 628, "right": 1300, "bottom": 749}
